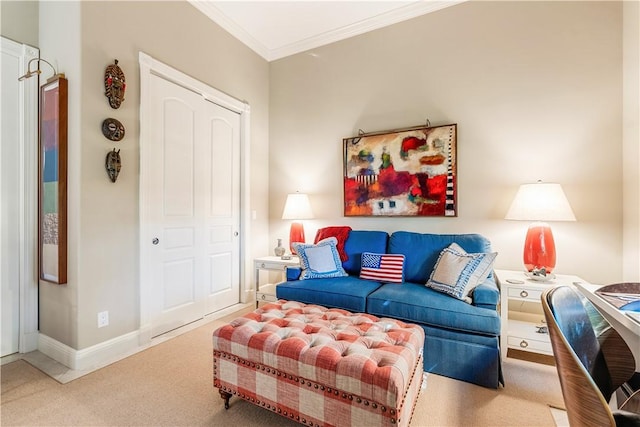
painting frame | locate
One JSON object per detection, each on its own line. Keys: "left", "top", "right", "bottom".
{"left": 343, "top": 123, "right": 457, "bottom": 217}
{"left": 38, "top": 76, "right": 68, "bottom": 284}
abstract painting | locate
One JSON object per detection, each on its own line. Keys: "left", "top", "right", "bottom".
{"left": 39, "top": 76, "right": 68, "bottom": 284}
{"left": 343, "top": 124, "right": 457, "bottom": 217}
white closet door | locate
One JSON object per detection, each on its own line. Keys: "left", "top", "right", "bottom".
{"left": 145, "top": 73, "right": 240, "bottom": 338}
{"left": 1, "top": 37, "right": 38, "bottom": 357}
{"left": 202, "top": 101, "right": 240, "bottom": 315}
{"left": 1, "top": 40, "right": 22, "bottom": 356}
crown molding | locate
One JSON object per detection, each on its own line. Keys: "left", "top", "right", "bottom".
{"left": 269, "top": 1, "right": 464, "bottom": 61}
{"left": 189, "top": 0, "right": 464, "bottom": 62}
{"left": 189, "top": 0, "right": 272, "bottom": 60}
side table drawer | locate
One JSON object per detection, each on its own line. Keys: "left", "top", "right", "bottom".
{"left": 256, "top": 261, "right": 287, "bottom": 271}
{"left": 507, "top": 287, "right": 543, "bottom": 302}
{"left": 507, "top": 335, "right": 552, "bottom": 354}
{"left": 257, "top": 292, "right": 278, "bottom": 303}
{"left": 256, "top": 283, "right": 277, "bottom": 303}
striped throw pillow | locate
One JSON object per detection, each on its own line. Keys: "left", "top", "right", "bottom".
{"left": 426, "top": 243, "right": 497, "bottom": 303}
{"left": 359, "top": 252, "right": 405, "bottom": 283}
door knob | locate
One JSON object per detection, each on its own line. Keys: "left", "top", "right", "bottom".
{"left": 152, "top": 237, "right": 159, "bottom": 245}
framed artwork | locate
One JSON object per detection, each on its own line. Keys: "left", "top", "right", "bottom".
{"left": 343, "top": 123, "right": 457, "bottom": 217}
{"left": 39, "top": 76, "right": 68, "bottom": 284}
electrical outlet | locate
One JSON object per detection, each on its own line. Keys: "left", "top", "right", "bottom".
{"left": 97, "top": 311, "right": 109, "bottom": 328}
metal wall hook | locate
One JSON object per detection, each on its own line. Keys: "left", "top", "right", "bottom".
{"left": 18, "top": 58, "right": 62, "bottom": 82}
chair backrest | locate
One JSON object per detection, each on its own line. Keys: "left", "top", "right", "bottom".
{"left": 542, "top": 286, "right": 633, "bottom": 427}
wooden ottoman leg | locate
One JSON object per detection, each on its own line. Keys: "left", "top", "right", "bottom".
{"left": 219, "top": 389, "right": 232, "bottom": 409}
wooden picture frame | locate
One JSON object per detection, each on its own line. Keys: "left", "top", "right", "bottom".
{"left": 39, "top": 76, "right": 68, "bottom": 284}
{"left": 343, "top": 123, "right": 457, "bottom": 217}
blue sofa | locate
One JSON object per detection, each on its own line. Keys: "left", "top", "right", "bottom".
{"left": 276, "top": 230, "right": 503, "bottom": 389}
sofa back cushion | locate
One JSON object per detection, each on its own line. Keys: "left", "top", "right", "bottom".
{"left": 342, "top": 230, "right": 389, "bottom": 275}
{"left": 388, "top": 231, "right": 493, "bottom": 284}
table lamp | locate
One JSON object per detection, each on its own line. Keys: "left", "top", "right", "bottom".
{"left": 505, "top": 181, "right": 576, "bottom": 274}
{"left": 282, "top": 192, "right": 314, "bottom": 254}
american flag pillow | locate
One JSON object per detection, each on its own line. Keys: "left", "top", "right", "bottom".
{"left": 359, "top": 252, "right": 405, "bottom": 283}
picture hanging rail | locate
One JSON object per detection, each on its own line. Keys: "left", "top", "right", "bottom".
{"left": 343, "top": 122, "right": 457, "bottom": 217}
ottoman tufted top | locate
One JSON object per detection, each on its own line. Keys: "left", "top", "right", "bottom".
{"left": 213, "top": 300, "right": 424, "bottom": 409}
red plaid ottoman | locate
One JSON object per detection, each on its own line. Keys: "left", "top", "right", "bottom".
{"left": 213, "top": 300, "right": 425, "bottom": 427}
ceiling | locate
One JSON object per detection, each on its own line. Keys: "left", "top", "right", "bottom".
{"left": 189, "top": 1, "right": 463, "bottom": 62}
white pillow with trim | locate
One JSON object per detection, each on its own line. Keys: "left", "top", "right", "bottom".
{"left": 292, "top": 237, "right": 348, "bottom": 280}
{"left": 426, "top": 243, "right": 497, "bottom": 303}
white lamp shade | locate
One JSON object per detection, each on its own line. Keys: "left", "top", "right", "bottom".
{"left": 505, "top": 182, "right": 576, "bottom": 222}
{"left": 282, "top": 193, "right": 314, "bottom": 220}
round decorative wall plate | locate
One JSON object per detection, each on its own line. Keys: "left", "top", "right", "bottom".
{"left": 101, "top": 118, "right": 125, "bottom": 141}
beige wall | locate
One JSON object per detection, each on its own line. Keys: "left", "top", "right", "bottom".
{"left": 269, "top": 1, "right": 625, "bottom": 285}
{"left": 623, "top": 0, "right": 640, "bottom": 281}
{"left": 0, "top": 0, "right": 38, "bottom": 47}
{"left": 37, "top": 1, "right": 270, "bottom": 349}
{"left": 39, "top": 0, "right": 81, "bottom": 349}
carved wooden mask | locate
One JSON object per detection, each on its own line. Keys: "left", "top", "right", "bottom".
{"left": 104, "top": 60, "right": 126, "bottom": 109}
{"left": 102, "top": 118, "right": 125, "bottom": 141}
{"left": 105, "top": 148, "right": 121, "bottom": 182}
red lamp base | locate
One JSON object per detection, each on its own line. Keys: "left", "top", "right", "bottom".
{"left": 523, "top": 221, "right": 556, "bottom": 273}
{"left": 289, "top": 222, "right": 305, "bottom": 254}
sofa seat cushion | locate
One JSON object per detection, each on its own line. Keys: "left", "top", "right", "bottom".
{"left": 366, "top": 282, "right": 500, "bottom": 336}
{"left": 276, "top": 276, "right": 384, "bottom": 313}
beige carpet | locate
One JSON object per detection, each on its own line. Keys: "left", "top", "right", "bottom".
{"left": 1, "top": 310, "right": 565, "bottom": 426}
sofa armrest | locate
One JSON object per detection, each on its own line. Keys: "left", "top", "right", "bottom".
{"left": 285, "top": 266, "right": 302, "bottom": 281}
{"left": 472, "top": 276, "right": 500, "bottom": 310}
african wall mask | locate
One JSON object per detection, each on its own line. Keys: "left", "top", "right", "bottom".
{"left": 104, "top": 60, "right": 125, "bottom": 109}
{"left": 102, "top": 118, "right": 125, "bottom": 141}
{"left": 105, "top": 148, "right": 121, "bottom": 182}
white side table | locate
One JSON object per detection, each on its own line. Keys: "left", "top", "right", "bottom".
{"left": 495, "top": 269, "right": 584, "bottom": 361}
{"left": 254, "top": 256, "right": 300, "bottom": 307}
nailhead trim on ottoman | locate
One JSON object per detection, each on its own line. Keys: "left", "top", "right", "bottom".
{"left": 213, "top": 300, "right": 425, "bottom": 427}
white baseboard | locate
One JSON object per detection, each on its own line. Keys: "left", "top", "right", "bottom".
{"left": 37, "top": 334, "right": 77, "bottom": 369}
{"left": 75, "top": 330, "right": 142, "bottom": 371}
{"left": 39, "top": 330, "right": 142, "bottom": 371}
{"left": 37, "top": 302, "right": 253, "bottom": 373}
